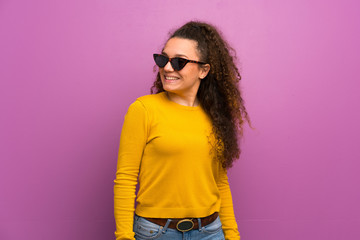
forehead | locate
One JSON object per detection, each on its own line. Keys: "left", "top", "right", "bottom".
{"left": 162, "top": 37, "right": 199, "bottom": 59}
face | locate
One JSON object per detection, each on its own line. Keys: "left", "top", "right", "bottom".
{"left": 159, "top": 37, "right": 210, "bottom": 97}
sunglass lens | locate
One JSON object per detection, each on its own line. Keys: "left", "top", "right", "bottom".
{"left": 153, "top": 54, "right": 168, "bottom": 68}
{"left": 170, "top": 58, "right": 180, "bottom": 71}
{"left": 175, "top": 58, "right": 188, "bottom": 71}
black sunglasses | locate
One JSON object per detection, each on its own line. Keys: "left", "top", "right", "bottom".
{"left": 153, "top": 54, "right": 207, "bottom": 71}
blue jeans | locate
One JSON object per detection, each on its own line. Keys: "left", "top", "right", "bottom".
{"left": 133, "top": 214, "right": 225, "bottom": 240}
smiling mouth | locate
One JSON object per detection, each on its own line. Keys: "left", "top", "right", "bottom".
{"left": 164, "top": 76, "right": 180, "bottom": 80}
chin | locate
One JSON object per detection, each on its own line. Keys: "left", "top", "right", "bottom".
{"left": 162, "top": 86, "right": 175, "bottom": 92}
{"left": 162, "top": 82, "right": 177, "bottom": 92}
{"left": 162, "top": 86, "right": 180, "bottom": 95}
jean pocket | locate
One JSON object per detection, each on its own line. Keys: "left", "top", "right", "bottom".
{"left": 133, "top": 215, "right": 163, "bottom": 239}
{"left": 202, "top": 216, "right": 223, "bottom": 233}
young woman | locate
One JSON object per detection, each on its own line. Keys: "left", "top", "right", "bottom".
{"left": 114, "top": 21, "right": 250, "bottom": 240}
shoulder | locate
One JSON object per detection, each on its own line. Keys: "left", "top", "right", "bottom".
{"left": 137, "top": 92, "right": 165, "bottom": 104}
{"left": 126, "top": 92, "right": 166, "bottom": 115}
{"left": 125, "top": 92, "right": 165, "bottom": 122}
{"left": 135, "top": 92, "right": 166, "bottom": 110}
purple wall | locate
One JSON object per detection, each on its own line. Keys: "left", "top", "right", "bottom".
{"left": 1, "top": 0, "right": 359, "bottom": 239}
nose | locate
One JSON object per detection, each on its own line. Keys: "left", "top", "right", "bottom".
{"left": 163, "top": 60, "right": 174, "bottom": 72}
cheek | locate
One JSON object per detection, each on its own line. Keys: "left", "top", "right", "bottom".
{"left": 158, "top": 69, "right": 164, "bottom": 80}
{"left": 184, "top": 68, "right": 200, "bottom": 81}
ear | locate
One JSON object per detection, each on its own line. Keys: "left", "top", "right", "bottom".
{"left": 199, "top": 64, "right": 210, "bottom": 79}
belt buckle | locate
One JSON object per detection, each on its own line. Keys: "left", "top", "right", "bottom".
{"left": 176, "top": 219, "right": 194, "bottom": 232}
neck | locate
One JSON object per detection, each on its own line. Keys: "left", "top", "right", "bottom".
{"left": 166, "top": 91, "right": 199, "bottom": 107}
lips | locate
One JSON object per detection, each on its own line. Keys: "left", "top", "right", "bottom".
{"left": 164, "top": 75, "right": 179, "bottom": 80}
{"left": 163, "top": 75, "right": 180, "bottom": 84}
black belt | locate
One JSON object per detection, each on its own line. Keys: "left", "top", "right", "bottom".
{"left": 144, "top": 212, "right": 219, "bottom": 232}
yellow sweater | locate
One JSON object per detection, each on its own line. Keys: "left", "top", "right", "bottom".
{"left": 114, "top": 92, "right": 240, "bottom": 240}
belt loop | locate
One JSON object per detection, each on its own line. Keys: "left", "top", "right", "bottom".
{"left": 162, "top": 219, "right": 172, "bottom": 233}
{"left": 197, "top": 218, "right": 202, "bottom": 230}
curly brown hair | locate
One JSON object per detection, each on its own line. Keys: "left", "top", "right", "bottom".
{"left": 151, "top": 21, "right": 250, "bottom": 169}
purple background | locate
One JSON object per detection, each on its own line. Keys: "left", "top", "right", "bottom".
{"left": 1, "top": 0, "right": 359, "bottom": 239}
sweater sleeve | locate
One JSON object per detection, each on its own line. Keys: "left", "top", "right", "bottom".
{"left": 217, "top": 166, "right": 241, "bottom": 240}
{"left": 114, "top": 100, "right": 148, "bottom": 240}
